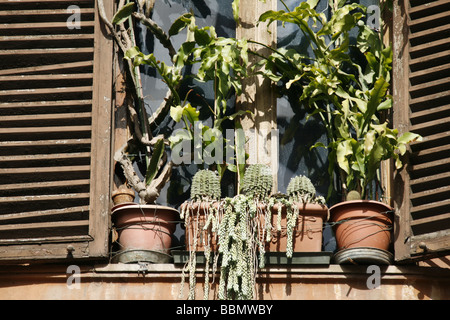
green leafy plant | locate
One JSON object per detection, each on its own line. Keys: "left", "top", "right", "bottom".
{"left": 98, "top": 0, "right": 251, "bottom": 203}
{"left": 98, "top": 0, "right": 178, "bottom": 204}
{"left": 258, "top": 0, "right": 422, "bottom": 201}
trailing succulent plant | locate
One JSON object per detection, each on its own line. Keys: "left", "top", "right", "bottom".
{"left": 218, "top": 164, "right": 274, "bottom": 300}
{"left": 286, "top": 175, "right": 326, "bottom": 205}
{"left": 190, "top": 169, "right": 222, "bottom": 202}
{"left": 180, "top": 169, "right": 222, "bottom": 300}
{"left": 281, "top": 175, "right": 326, "bottom": 257}
{"left": 240, "top": 163, "right": 273, "bottom": 199}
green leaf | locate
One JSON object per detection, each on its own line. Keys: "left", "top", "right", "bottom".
{"left": 145, "top": 139, "right": 165, "bottom": 185}
{"left": 112, "top": 2, "right": 135, "bottom": 25}
{"left": 307, "top": 0, "right": 320, "bottom": 9}
{"left": 336, "top": 139, "right": 353, "bottom": 174}
{"left": 170, "top": 105, "right": 184, "bottom": 123}
{"left": 124, "top": 46, "right": 141, "bottom": 60}
{"left": 214, "top": 110, "right": 252, "bottom": 129}
{"left": 168, "top": 13, "right": 193, "bottom": 37}
{"left": 169, "top": 129, "right": 192, "bottom": 148}
{"left": 182, "top": 104, "right": 200, "bottom": 124}
{"left": 194, "top": 27, "right": 212, "bottom": 46}
{"left": 232, "top": 0, "right": 240, "bottom": 25}
{"left": 397, "top": 131, "right": 422, "bottom": 145}
{"left": 377, "top": 98, "right": 392, "bottom": 111}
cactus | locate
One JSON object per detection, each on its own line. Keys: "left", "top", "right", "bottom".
{"left": 180, "top": 169, "right": 222, "bottom": 300}
{"left": 241, "top": 164, "right": 273, "bottom": 199}
{"left": 287, "top": 175, "right": 325, "bottom": 204}
{"left": 346, "top": 190, "right": 362, "bottom": 201}
{"left": 190, "top": 169, "right": 221, "bottom": 201}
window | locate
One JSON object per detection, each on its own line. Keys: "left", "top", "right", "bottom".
{"left": 0, "top": 0, "right": 448, "bottom": 265}
{"left": 0, "top": 0, "right": 113, "bottom": 263}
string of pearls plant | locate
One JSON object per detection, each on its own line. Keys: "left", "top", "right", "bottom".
{"left": 179, "top": 169, "right": 222, "bottom": 300}
{"left": 285, "top": 175, "right": 326, "bottom": 258}
{"left": 180, "top": 166, "right": 327, "bottom": 300}
{"left": 218, "top": 164, "right": 273, "bottom": 300}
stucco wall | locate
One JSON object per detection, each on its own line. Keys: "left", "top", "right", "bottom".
{"left": 0, "top": 263, "right": 449, "bottom": 300}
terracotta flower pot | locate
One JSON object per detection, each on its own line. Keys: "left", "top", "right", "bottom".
{"left": 329, "top": 200, "right": 394, "bottom": 251}
{"left": 181, "top": 201, "right": 220, "bottom": 252}
{"left": 111, "top": 185, "right": 135, "bottom": 206}
{"left": 112, "top": 204, "right": 179, "bottom": 255}
{"left": 263, "top": 203, "right": 329, "bottom": 252}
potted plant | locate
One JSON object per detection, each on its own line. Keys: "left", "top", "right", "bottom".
{"left": 266, "top": 174, "right": 328, "bottom": 257}
{"left": 179, "top": 169, "right": 222, "bottom": 300}
{"left": 218, "top": 163, "right": 273, "bottom": 300}
{"left": 258, "top": 1, "right": 422, "bottom": 263}
{"left": 100, "top": 0, "right": 251, "bottom": 264}
{"left": 98, "top": 0, "right": 184, "bottom": 264}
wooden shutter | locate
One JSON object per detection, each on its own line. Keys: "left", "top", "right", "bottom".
{"left": 0, "top": 0, "right": 113, "bottom": 263}
{"left": 393, "top": 0, "right": 450, "bottom": 261}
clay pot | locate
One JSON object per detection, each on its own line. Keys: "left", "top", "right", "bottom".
{"left": 329, "top": 200, "right": 394, "bottom": 251}
{"left": 112, "top": 204, "right": 179, "bottom": 254}
{"left": 181, "top": 201, "right": 220, "bottom": 252}
{"left": 263, "top": 203, "right": 329, "bottom": 252}
{"left": 111, "top": 185, "right": 135, "bottom": 206}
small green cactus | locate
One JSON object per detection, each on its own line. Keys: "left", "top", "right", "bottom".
{"left": 287, "top": 175, "right": 325, "bottom": 204}
{"left": 346, "top": 190, "right": 362, "bottom": 201}
{"left": 190, "top": 169, "right": 221, "bottom": 201}
{"left": 240, "top": 164, "right": 273, "bottom": 199}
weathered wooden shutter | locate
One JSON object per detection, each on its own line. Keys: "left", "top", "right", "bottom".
{"left": 393, "top": 0, "right": 450, "bottom": 261}
{"left": 0, "top": 0, "right": 113, "bottom": 263}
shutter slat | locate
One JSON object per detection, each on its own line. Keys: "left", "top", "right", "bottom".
{"left": 1, "top": 112, "right": 92, "bottom": 123}
{"left": 0, "top": 61, "right": 93, "bottom": 76}
{"left": 0, "top": 100, "right": 92, "bottom": 115}
{"left": 0, "top": 193, "right": 90, "bottom": 204}
{"left": 0, "top": 86, "right": 93, "bottom": 101}
{"left": 0, "top": 179, "right": 90, "bottom": 192}
{"left": 410, "top": 114, "right": 450, "bottom": 132}
{"left": 0, "top": 48, "right": 93, "bottom": 56}
{"left": 0, "top": 138, "right": 91, "bottom": 148}
{"left": 0, "top": 220, "right": 90, "bottom": 242}
{"left": 409, "top": 0, "right": 450, "bottom": 15}
{"left": 410, "top": 171, "right": 450, "bottom": 187}
{"left": 410, "top": 199, "right": 450, "bottom": 215}
{"left": 410, "top": 185, "right": 450, "bottom": 202}
{"left": 0, "top": 8, "right": 94, "bottom": 16}
{"left": 0, "top": 235, "right": 92, "bottom": 246}
{"left": 0, "top": 205, "right": 90, "bottom": 222}
{"left": 0, "top": 165, "right": 90, "bottom": 175}
{"left": 0, "top": 21, "right": 95, "bottom": 30}
{"left": 0, "top": 74, "right": 93, "bottom": 84}
{"left": 409, "top": 23, "right": 450, "bottom": 41}
{"left": 0, "top": 126, "right": 92, "bottom": 135}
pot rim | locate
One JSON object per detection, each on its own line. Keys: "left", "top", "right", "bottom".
{"left": 329, "top": 200, "right": 393, "bottom": 212}
{"left": 112, "top": 203, "right": 180, "bottom": 216}
{"left": 329, "top": 200, "right": 394, "bottom": 224}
